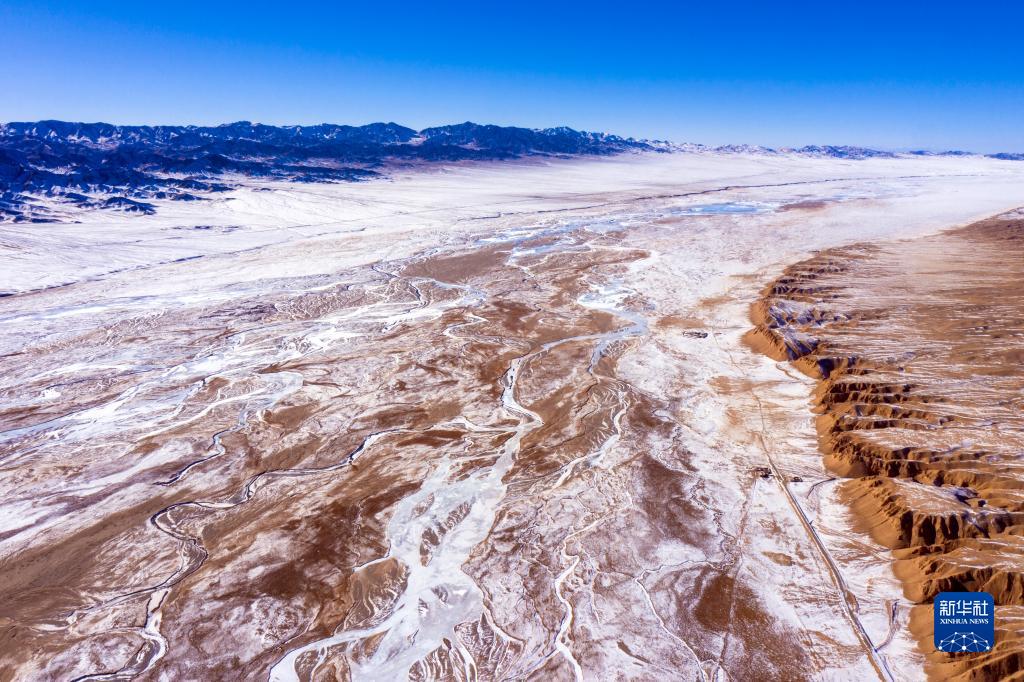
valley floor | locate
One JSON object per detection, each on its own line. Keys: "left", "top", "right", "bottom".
{"left": 2, "top": 152, "right": 1023, "bottom": 680}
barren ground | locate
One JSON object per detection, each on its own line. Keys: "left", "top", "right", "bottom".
{"left": 2, "top": 152, "right": 1024, "bottom": 680}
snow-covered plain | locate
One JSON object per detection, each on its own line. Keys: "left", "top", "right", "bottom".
{"left": 6, "top": 151, "right": 1022, "bottom": 296}
{"left": 2, "top": 151, "right": 1024, "bottom": 680}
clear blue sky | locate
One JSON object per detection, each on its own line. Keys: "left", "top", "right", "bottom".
{"left": 4, "top": 1, "right": 1023, "bottom": 151}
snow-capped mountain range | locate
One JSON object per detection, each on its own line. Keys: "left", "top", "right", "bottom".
{"left": 1, "top": 120, "right": 1020, "bottom": 222}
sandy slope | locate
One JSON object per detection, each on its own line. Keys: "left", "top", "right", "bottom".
{"left": 2, "top": 152, "right": 1024, "bottom": 680}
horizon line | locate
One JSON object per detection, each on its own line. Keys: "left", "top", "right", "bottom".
{"left": 2, "top": 118, "right": 1020, "bottom": 156}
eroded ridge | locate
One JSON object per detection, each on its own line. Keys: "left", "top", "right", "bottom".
{"left": 749, "top": 212, "right": 1024, "bottom": 680}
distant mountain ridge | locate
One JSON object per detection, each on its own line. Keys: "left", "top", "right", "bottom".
{"left": 0, "top": 120, "right": 651, "bottom": 222}
{"left": 1, "top": 120, "right": 422, "bottom": 146}
{"left": 1, "top": 120, "right": 1021, "bottom": 222}
{"left": 0, "top": 120, "right": 644, "bottom": 154}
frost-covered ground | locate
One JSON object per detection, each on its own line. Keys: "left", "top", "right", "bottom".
{"left": 2, "top": 151, "right": 1024, "bottom": 680}
{"left": 6, "top": 151, "right": 1022, "bottom": 294}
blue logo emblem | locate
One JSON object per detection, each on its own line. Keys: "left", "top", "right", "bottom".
{"left": 934, "top": 592, "right": 994, "bottom": 653}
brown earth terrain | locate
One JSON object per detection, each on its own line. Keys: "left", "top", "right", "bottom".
{"left": 2, "top": 219, "right": 834, "bottom": 680}
{"left": 8, "top": 158, "right": 1024, "bottom": 680}
{"left": 749, "top": 212, "right": 1024, "bottom": 681}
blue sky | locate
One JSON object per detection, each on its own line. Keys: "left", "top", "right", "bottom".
{"left": 4, "top": 1, "right": 1023, "bottom": 151}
